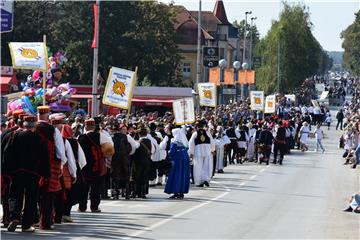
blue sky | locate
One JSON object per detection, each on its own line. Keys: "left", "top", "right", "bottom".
{"left": 160, "top": 0, "right": 360, "bottom": 51}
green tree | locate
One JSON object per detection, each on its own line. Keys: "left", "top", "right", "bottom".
{"left": 1, "top": 1, "right": 183, "bottom": 87}
{"left": 254, "top": 3, "right": 325, "bottom": 94}
{"left": 233, "top": 20, "right": 260, "bottom": 48}
{"left": 341, "top": 10, "right": 360, "bottom": 76}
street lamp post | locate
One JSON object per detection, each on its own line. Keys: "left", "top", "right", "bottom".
{"left": 242, "top": 11, "right": 251, "bottom": 102}
{"left": 219, "top": 59, "right": 227, "bottom": 105}
{"left": 233, "top": 61, "right": 241, "bottom": 102}
{"left": 242, "top": 11, "right": 252, "bottom": 64}
{"left": 241, "top": 62, "right": 249, "bottom": 101}
{"left": 249, "top": 17, "right": 257, "bottom": 69}
{"left": 249, "top": 16, "right": 257, "bottom": 93}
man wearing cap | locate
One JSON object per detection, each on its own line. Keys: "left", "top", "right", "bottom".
{"left": 6, "top": 116, "right": 49, "bottom": 232}
{"left": 132, "top": 127, "right": 153, "bottom": 198}
{"left": 225, "top": 121, "right": 238, "bottom": 165}
{"left": 61, "top": 124, "right": 87, "bottom": 223}
{"left": 50, "top": 115, "right": 77, "bottom": 224}
{"left": 1, "top": 109, "right": 25, "bottom": 228}
{"left": 273, "top": 121, "right": 287, "bottom": 165}
{"left": 35, "top": 106, "right": 67, "bottom": 230}
{"left": 258, "top": 125, "right": 274, "bottom": 165}
{"left": 188, "top": 120, "right": 215, "bottom": 187}
{"left": 78, "top": 118, "right": 112, "bottom": 212}
{"left": 148, "top": 122, "right": 162, "bottom": 186}
{"left": 110, "top": 122, "right": 139, "bottom": 199}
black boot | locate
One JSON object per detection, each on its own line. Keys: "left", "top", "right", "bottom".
{"left": 343, "top": 206, "right": 353, "bottom": 212}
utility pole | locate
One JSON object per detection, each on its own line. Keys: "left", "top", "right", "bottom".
{"left": 249, "top": 17, "right": 257, "bottom": 69}
{"left": 91, "top": 0, "right": 100, "bottom": 117}
{"left": 195, "top": 0, "right": 202, "bottom": 113}
{"left": 277, "top": 38, "right": 281, "bottom": 93}
{"left": 242, "top": 11, "right": 252, "bottom": 64}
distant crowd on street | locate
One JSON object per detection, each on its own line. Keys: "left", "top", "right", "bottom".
{"left": 4, "top": 73, "right": 359, "bottom": 233}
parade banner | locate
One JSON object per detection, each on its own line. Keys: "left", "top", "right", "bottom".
{"left": 319, "top": 91, "right": 329, "bottom": 100}
{"left": 198, "top": 82, "right": 216, "bottom": 107}
{"left": 311, "top": 99, "right": 320, "bottom": 108}
{"left": 9, "top": 42, "right": 48, "bottom": 71}
{"left": 102, "top": 66, "right": 137, "bottom": 110}
{"left": 173, "top": 98, "right": 195, "bottom": 125}
{"left": 250, "top": 91, "right": 264, "bottom": 111}
{"left": 265, "top": 95, "right": 276, "bottom": 113}
{"left": 285, "top": 94, "right": 296, "bottom": 102}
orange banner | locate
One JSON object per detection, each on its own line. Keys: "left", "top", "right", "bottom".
{"left": 238, "top": 70, "right": 255, "bottom": 84}
{"left": 209, "top": 67, "right": 255, "bottom": 85}
{"left": 209, "top": 67, "right": 234, "bottom": 86}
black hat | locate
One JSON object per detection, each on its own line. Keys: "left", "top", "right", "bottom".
{"left": 149, "top": 122, "right": 157, "bottom": 131}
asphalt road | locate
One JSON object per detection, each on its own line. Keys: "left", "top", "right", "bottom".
{"left": 1, "top": 120, "right": 360, "bottom": 239}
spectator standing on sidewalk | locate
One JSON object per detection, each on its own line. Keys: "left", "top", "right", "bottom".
{"left": 336, "top": 109, "right": 344, "bottom": 130}
{"left": 313, "top": 124, "right": 325, "bottom": 153}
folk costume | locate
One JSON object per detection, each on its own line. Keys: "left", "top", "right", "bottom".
{"left": 188, "top": 121, "right": 215, "bottom": 187}
{"left": 35, "top": 106, "right": 67, "bottom": 230}
{"left": 132, "top": 129, "right": 153, "bottom": 198}
{"left": 1, "top": 109, "right": 25, "bottom": 227}
{"left": 110, "top": 123, "right": 139, "bottom": 199}
{"left": 164, "top": 127, "right": 190, "bottom": 199}
{"left": 61, "top": 125, "right": 87, "bottom": 222}
{"left": 6, "top": 116, "right": 49, "bottom": 232}
{"left": 214, "top": 126, "right": 231, "bottom": 173}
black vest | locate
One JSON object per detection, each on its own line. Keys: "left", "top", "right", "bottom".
{"left": 225, "top": 127, "right": 236, "bottom": 139}
{"left": 67, "top": 138, "right": 79, "bottom": 161}
{"left": 166, "top": 134, "right": 173, "bottom": 151}
{"left": 194, "top": 129, "right": 210, "bottom": 145}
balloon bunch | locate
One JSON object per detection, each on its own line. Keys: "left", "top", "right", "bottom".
{"left": 7, "top": 50, "right": 76, "bottom": 115}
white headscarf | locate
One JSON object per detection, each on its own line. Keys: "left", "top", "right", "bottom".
{"left": 172, "top": 127, "right": 188, "bottom": 148}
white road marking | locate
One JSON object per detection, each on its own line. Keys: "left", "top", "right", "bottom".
{"left": 124, "top": 187, "right": 230, "bottom": 239}
{"left": 249, "top": 175, "right": 257, "bottom": 180}
{"left": 123, "top": 166, "right": 268, "bottom": 239}
{"left": 239, "top": 181, "right": 248, "bottom": 186}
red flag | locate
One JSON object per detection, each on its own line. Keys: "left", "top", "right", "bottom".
{"left": 92, "top": 3, "right": 98, "bottom": 49}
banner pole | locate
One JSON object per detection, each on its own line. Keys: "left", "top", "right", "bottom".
{"left": 126, "top": 66, "right": 138, "bottom": 123}
{"left": 42, "top": 35, "right": 47, "bottom": 106}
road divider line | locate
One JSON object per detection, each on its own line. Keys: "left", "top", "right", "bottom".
{"left": 124, "top": 166, "right": 268, "bottom": 239}
{"left": 125, "top": 188, "right": 230, "bottom": 238}
{"left": 249, "top": 175, "right": 257, "bottom": 180}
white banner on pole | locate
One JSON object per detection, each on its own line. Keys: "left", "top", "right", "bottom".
{"left": 319, "top": 91, "right": 329, "bottom": 100}
{"left": 173, "top": 98, "right": 195, "bottom": 125}
{"left": 265, "top": 95, "right": 276, "bottom": 113}
{"left": 102, "top": 66, "right": 137, "bottom": 110}
{"left": 285, "top": 94, "right": 296, "bottom": 102}
{"left": 311, "top": 99, "right": 320, "bottom": 108}
{"left": 198, "top": 82, "right": 216, "bottom": 107}
{"left": 9, "top": 42, "right": 48, "bottom": 71}
{"left": 250, "top": 91, "right": 264, "bottom": 111}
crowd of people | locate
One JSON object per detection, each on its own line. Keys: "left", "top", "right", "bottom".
{"left": 1, "top": 91, "right": 336, "bottom": 233}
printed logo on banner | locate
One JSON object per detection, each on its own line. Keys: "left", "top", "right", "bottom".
{"left": 112, "top": 79, "right": 126, "bottom": 96}
{"left": 102, "top": 66, "right": 137, "bottom": 110}
{"left": 198, "top": 82, "right": 216, "bottom": 107}
{"left": 203, "top": 90, "right": 212, "bottom": 99}
{"left": 250, "top": 91, "right": 264, "bottom": 111}
{"left": 20, "top": 48, "right": 40, "bottom": 59}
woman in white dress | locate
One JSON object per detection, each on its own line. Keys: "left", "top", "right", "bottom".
{"left": 214, "top": 126, "right": 231, "bottom": 173}
{"left": 299, "top": 121, "right": 310, "bottom": 152}
{"left": 246, "top": 123, "right": 256, "bottom": 161}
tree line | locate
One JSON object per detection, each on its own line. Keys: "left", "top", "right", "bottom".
{"left": 251, "top": 3, "right": 332, "bottom": 94}
{"left": 1, "top": 1, "right": 183, "bottom": 87}
{"left": 1, "top": 1, "right": 335, "bottom": 93}
{"left": 341, "top": 10, "right": 360, "bottom": 76}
